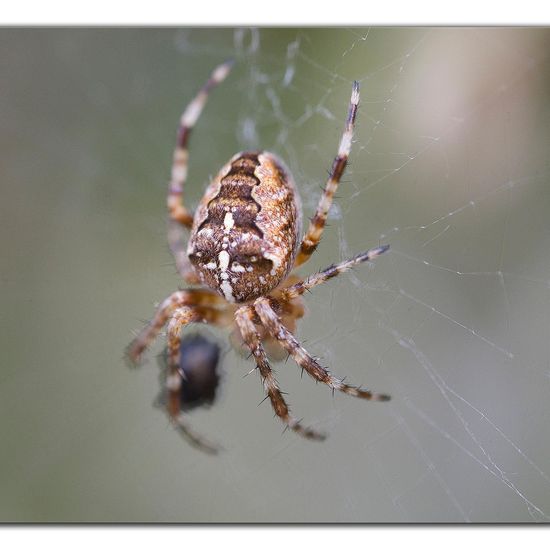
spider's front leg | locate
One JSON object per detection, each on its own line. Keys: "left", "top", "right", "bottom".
{"left": 126, "top": 289, "right": 224, "bottom": 364}
{"left": 127, "top": 291, "right": 229, "bottom": 452}
{"left": 160, "top": 306, "right": 222, "bottom": 454}
{"left": 234, "top": 306, "right": 325, "bottom": 441}
{"left": 127, "top": 291, "right": 227, "bottom": 453}
{"left": 254, "top": 297, "right": 390, "bottom": 402}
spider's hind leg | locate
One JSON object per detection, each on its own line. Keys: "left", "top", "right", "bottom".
{"left": 166, "top": 60, "right": 234, "bottom": 282}
{"left": 126, "top": 289, "right": 225, "bottom": 365}
{"left": 167, "top": 60, "right": 234, "bottom": 229}
{"left": 294, "top": 81, "right": 360, "bottom": 268}
{"left": 167, "top": 220, "right": 202, "bottom": 284}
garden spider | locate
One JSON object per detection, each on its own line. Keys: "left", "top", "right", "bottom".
{"left": 127, "top": 60, "right": 390, "bottom": 447}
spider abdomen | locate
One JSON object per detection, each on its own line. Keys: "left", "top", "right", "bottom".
{"left": 188, "top": 151, "right": 302, "bottom": 303}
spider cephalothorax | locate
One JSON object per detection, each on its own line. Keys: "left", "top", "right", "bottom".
{"left": 127, "top": 60, "right": 390, "bottom": 451}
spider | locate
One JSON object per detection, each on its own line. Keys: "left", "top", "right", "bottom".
{"left": 127, "top": 60, "right": 390, "bottom": 446}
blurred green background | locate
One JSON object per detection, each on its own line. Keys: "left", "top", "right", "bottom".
{"left": 1, "top": 28, "right": 550, "bottom": 522}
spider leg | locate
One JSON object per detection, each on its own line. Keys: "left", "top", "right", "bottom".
{"left": 167, "top": 220, "right": 201, "bottom": 284}
{"left": 254, "top": 297, "right": 390, "bottom": 401}
{"left": 166, "top": 365, "right": 220, "bottom": 454}
{"left": 234, "top": 306, "right": 325, "bottom": 441}
{"left": 126, "top": 289, "right": 225, "bottom": 364}
{"left": 167, "top": 59, "right": 234, "bottom": 228}
{"left": 165, "top": 306, "right": 222, "bottom": 454}
{"left": 231, "top": 277, "right": 305, "bottom": 362}
{"left": 294, "top": 81, "right": 360, "bottom": 268}
{"left": 281, "top": 245, "right": 389, "bottom": 302}
{"left": 169, "top": 408, "right": 221, "bottom": 455}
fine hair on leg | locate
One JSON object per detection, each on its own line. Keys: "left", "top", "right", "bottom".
{"left": 234, "top": 306, "right": 325, "bottom": 441}
{"left": 254, "top": 297, "right": 390, "bottom": 401}
{"left": 295, "top": 80, "right": 360, "bottom": 267}
{"left": 167, "top": 60, "right": 234, "bottom": 228}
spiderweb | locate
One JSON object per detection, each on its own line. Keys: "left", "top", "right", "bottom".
{"left": 166, "top": 27, "right": 550, "bottom": 522}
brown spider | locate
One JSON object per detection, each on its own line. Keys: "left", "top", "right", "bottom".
{"left": 127, "top": 60, "right": 390, "bottom": 448}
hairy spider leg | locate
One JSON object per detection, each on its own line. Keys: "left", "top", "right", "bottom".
{"left": 126, "top": 289, "right": 225, "bottom": 364}
{"left": 164, "top": 306, "right": 223, "bottom": 454}
{"left": 295, "top": 81, "right": 360, "bottom": 268}
{"left": 235, "top": 306, "right": 325, "bottom": 440}
{"left": 167, "top": 60, "right": 234, "bottom": 281}
{"left": 281, "top": 245, "right": 390, "bottom": 301}
{"left": 167, "top": 59, "right": 234, "bottom": 228}
{"left": 254, "top": 297, "right": 391, "bottom": 401}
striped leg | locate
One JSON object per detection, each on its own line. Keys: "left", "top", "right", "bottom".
{"left": 165, "top": 306, "right": 222, "bottom": 454}
{"left": 280, "top": 245, "right": 389, "bottom": 302}
{"left": 167, "top": 220, "right": 201, "bottom": 284}
{"left": 126, "top": 289, "right": 224, "bottom": 364}
{"left": 254, "top": 297, "right": 390, "bottom": 402}
{"left": 167, "top": 59, "right": 234, "bottom": 228}
{"left": 294, "top": 81, "right": 360, "bottom": 268}
{"left": 167, "top": 391, "right": 221, "bottom": 454}
{"left": 234, "top": 306, "right": 325, "bottom": 441}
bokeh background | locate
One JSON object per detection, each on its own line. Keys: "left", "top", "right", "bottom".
{"left": 1, "top": 28, "right": 550, "bottom": 522}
